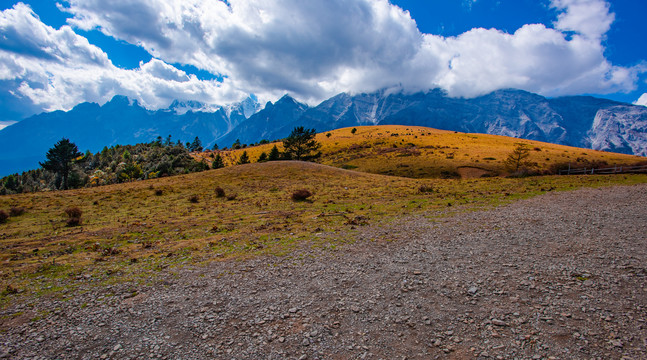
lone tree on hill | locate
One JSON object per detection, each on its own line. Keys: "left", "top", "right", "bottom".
{"left": 282, "top": 127, "right": 321, "bottom": 161}
{"left": 504, "top": 143, "right": 532, "bottom": 173}
{"left": 40, "top": 138, "right": 82, "bottom": 190}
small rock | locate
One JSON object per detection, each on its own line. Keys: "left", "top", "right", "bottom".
{"left": 113, "top": 344, "right": 122, "bottom": 351}
{"left": 492, "top": 319, "right": 507, "bottom": 327}
{"left": 289, "top": 307, "right": 298, "bottom": 313}
{"left": 468, "top": 286, "right": 478, "bottom": 295}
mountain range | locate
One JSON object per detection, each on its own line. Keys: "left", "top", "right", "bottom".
{"left": 1, "top": 88, "right": 646, "bottom": 176}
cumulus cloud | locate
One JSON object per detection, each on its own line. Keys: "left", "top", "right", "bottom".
{"left": 59, "top": 0, "right": 642, "bottom": 104}
{"left": 0, "top": 3, "right": 243, "bottom": 120}
{"left": 1, "top": 0, "right": 644, "bottom": 121}
{"left": 635, "top": 93, "right": 647, "bottom": 107}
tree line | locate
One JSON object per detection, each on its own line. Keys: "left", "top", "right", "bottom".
{"left": 1, "top": 127, "right": 321, "bottom": 195}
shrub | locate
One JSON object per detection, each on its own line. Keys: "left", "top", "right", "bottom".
{"left": 0, "top": 210, "right": 8, "bottom": 224}
{"left": 215, "top": 186, "right": 225, "bottom": 198}
{"left": 9, "top": 207, "right": 26, "bottom": 216}
{"left": 189, "top": 195, "right": 199, "bottom": 203}
{"left": 226, "top": 194, "right": 237, "bottom": 201}
{"left": 64, "top": 207, "right": 82, "bottom": 227}
{"left": 292, "top": 189, "right": 313, "bottom": 201}
{"left": 66, "top": 217, "right": 82, "bottom": 227}
{"left": 64, "top": 207, "right": 82, "bottom": 218}
{"left": 418, "top": 185, "right": 434, "bottom": 194}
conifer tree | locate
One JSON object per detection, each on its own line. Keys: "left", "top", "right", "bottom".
{"left": 237, "top": 151, "right": 250, "bottom": 165}
{"left": 40, "top": 138, "right": 82, "bottom": 190}
{"left": 212, "top": 154, "right": 225, "bottom": 169}
{"left": 268, "top": 145, "right": 281, "bottom": 161}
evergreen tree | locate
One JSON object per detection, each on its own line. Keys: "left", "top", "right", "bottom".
{"left": 164, "top": 135, "right": 172, "bottom": 146}
{"left": 232, "top": 139, "right": 242, "bottom": 149}
{"left": 212, "top": 143, "right": 219, "bottom": 150}
{"left": 212, "top": 154, "right": 225, "bottom": 169}
{"left": 282, "top": 127, "right": 321, "bottom": 161}
{"left": 237, "top": 151, "right": 250, "bottom": 165}
{"left": 504, "top": 143, "right": 532, "bottom": 173}
{"left": 268, "top": 145, "right": 281, "bottom": 161}
{"left": 257, "top": 152, "right": 268, "bottom": 162}
{"left": 40, "top": 138, "right": 82, "bottom": 190}
{"left": 189, "top": 136, "right": 203, "bottom": 152}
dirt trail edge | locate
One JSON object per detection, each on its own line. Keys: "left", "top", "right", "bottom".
{"left": 2, "top": 184, "right": 646, "bottom": 359}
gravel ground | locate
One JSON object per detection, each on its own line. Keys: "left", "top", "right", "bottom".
{"left": 2, "top": 184, "right": 647, "bottom": 359}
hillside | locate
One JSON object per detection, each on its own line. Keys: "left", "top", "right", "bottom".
{"left": 199, "top": 125, "right": 645, "bottom": 179}
{"left": 2, "top": 88, "right": 647, "bottom": 176}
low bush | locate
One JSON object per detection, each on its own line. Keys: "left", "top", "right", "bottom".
{"left": 9, "top": 207, "right": 26, "bottom": 216}
{"left": 0, "top": 210, "right": 8, "bottom": 223}
{"left": 64, "top": 207, "right": 82, "bottom": 218}
{"left": 64, "top": 207, "right": 82, "bottom": 227}
{"left": 292, "top": 189, "right": 313, "bottom": 201}
{"left": 418, "top": 185, "right": 434, "bottom": 194}
{"left": 226, "top": 194, "right": 237, "bottom": 201}
{"left": 189, "top": 195, "right": 199, "bottom": 203}
{"left": 154, "top": 189, "right": 163, "bottom": 196}
{"left": 215, "top": 186, "right": 225, "bottom": 198}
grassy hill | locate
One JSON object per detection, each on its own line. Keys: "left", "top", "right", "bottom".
{"left": 199, "top": 125, "right": 644, "bottom": 178}
{"left": 1, "top": 159, "right": 646, "bottom": 304}
{"left": 1, "top": 125, "right": 646, "bottom": 304}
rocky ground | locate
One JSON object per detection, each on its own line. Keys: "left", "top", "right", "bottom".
{"left": 2, "top": 184, "right": 647, "bottom": 359}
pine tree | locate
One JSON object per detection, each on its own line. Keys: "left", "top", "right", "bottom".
{"left": 40, "top": 138, "right": 82, "bottom": 190}
{"left": 189, "top": 136, "right": 203, "bottom": 152}
{"left": 212, "top": 154, "right": 225, "bottom": 169}
{"left": 268, "top": 145, "right": 281, "bottom": 161}
{"left": 257, "top": 152, "right": 268, "bottom": 162}
{"left": 282, "top": 127, "right": 321, "bottom": 161}
{"left": 504, "top": 143, "right": 532, "bottom": 173}
{"left": 237, "top": 151, "right": 250, "bottom": 165}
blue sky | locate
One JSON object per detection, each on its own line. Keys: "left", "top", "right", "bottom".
{"left": 1, "top": 0, "right": 646, "bottom": 128}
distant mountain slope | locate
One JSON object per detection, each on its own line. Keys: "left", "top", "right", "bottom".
{"left": 223, "top": 89, "right": 647, "bottom": 157}
{"left": 1, "top": 88, "right": 646, "bottom": 176}
{"left": 0, "top": 96, "right": 254, "bottom": 176}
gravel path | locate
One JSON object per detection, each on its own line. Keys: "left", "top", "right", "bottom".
{"left": 2, "top": 184, "right": 647, "bottom": 359}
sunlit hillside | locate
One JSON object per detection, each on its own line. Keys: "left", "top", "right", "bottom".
{"left": 197, "top": 125, "right": 644, "bottom": 178}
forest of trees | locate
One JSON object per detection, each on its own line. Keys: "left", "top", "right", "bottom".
{"left": 0, "top": 136, "right": 210, "bottom": 195}
{"left": 1, "top": 127, "right": 322, "bottom": 195}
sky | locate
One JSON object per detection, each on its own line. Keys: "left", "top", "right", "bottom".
{"left": 1, "top": 0, "right": 646, "bottom": 130}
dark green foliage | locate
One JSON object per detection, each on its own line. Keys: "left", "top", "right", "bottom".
{"left": 237, "top": 151, "right": 250, "bottom": 165}
{"left": 282, "top": 127, "right": 321, "bottom": 161}
{"left": 188, "top": 136, "right": 203, "bottom": 152}
{"left": 0, "top": 210, "right": 8, "bottom": 223}
{"left": 40, "top": 138, "right": 83, "bottom": 190}
{"left": 2, "top": 139, "right": 209, "bottom": 194}
{"left": 257, "top": 152, "right": 268, "bottom": 162}
{"left": 259, "top": 139, "right": 270, "bottom": 145}
{"left": 212, "top": 154, "right": 225, "bottom": 169}
{"left": 212, "top": 143, "right": 219, "bottom": 150}
{"left": 268, "top": 145, "right": 281, "bottom": 161}
{"left": 215, "top": 186, "right": 225, "bottom": 198}
{"left": 232, "top": 139, "right": 242, "bottom": 150}
{"left": 351, "top": 127, "right": 357, "bottom": 134}
{"left": 189, "top": 195, "right": 199, "bottom": 203}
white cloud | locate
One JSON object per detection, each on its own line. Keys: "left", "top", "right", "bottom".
{"left": 551, "top": 0, "right": 614, "bottom": 40}
{"left": 635, "top": 93, "right": 647, "bottom": 107}
{"left": 58, "top": 0, "right": 642, "bottom": 104}
{"left": 1, "top": 0, "right": 644, "bottom": 120}
{"left": 0, "top": 3, "right": 244, "bottom": 119}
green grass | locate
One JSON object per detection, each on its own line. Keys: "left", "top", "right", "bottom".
{"left": 0, "top": 158, "right": 646, "bottom": 306}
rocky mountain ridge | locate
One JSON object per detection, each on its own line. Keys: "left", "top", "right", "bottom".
{"left": 1, "top": 88, "right": 645, "bottom": 176}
